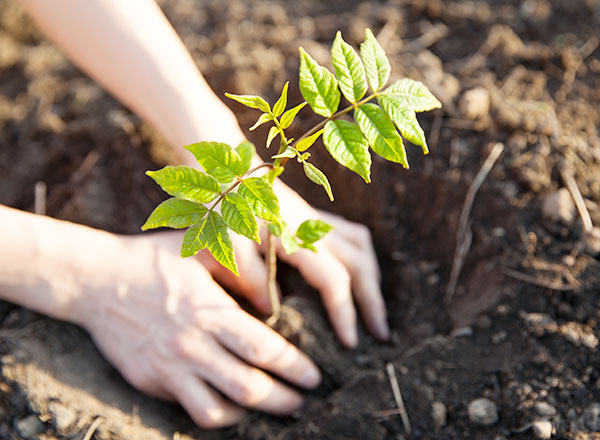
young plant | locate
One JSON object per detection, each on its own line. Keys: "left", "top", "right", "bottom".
{"left": 142, "top": 29, "right": 441, "bottom": 323}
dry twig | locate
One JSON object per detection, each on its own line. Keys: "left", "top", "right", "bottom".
{"left": 83, "top": 417, "right": 103, "bottom": 440}
{"left": 559, "top": 163, "right": 593, "bottom": 233}
{"left": 385, "top": 362, "right": 411, "bottom": 434}
{"left": 34, "top": 181, "right": 47, "bottom": 215}
{"left": 444, "top": 143, "right": 504, "bottom": 304}
{"left": 501, "top": 267, "right": 578, "bottom": 291}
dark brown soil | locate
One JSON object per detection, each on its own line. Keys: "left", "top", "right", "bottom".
{"left": 1, "top": 0, "right": 600, "bottom": 439}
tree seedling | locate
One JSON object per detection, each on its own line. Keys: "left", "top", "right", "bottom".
{"left": 142, "top": 29, "right": 441, "bottom": 324}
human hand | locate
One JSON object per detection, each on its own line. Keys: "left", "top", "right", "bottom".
{"left": 195, "top": 178, "right": 389, "bottom": 348}
{"left": 72, "top": 232, "right": 321, "bottom": 428}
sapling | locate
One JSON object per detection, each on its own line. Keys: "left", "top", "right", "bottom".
{"left": 142, "top": 29, "right": 441, "bottom": 324}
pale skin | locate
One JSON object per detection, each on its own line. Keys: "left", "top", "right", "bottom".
{"left": 0, "top": 0, "right": 388, "bottom": 428}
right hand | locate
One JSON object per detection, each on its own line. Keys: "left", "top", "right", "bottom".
{"left": 72, "top": 231, "right": 321, "bottom": 428}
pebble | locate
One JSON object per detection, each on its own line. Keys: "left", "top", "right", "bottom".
{"left": 531, "top": 420, "right": 553, "bottom": 439}
{"left": 48, "top": 401, "right": 77, "bottom": 432}
{"left": 15, "top": 415, "right": 44, "bottom": 439}
{"left": 459, "top": 87, "right": 490, "bottom": 120}
{"left": 541, "top": 188, "right": 576, "bottom": 225}
{"left": 583, "top": 402, "right": 600, "bottom": 431}
{"left": 431, "top": 401, "right": 447, "bottom": 431}
{"left": 468, "top": 398, "right": 498, "bottom": 426}
{"left": 534, "top": 401, "right": 557, "bottom": 418}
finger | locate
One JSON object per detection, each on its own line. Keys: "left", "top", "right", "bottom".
{"left": 326, "top": 236, "right": 389, "bottom": 341}
{"left": 196, "top": 238, "right": 272, "bottom": 314}
{"left": 167, "top": 373, "right": 246, "bottom": 428}
{"left": 183, "top": 336, "right": 305, "bottom": 415}
{"left": 213, "top": 311, "right": 321, "bottom": 389}
{"left": 281, "top": 246, "right": 358, "bottom": 348}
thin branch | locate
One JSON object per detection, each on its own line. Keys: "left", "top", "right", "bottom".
{"left": 386, "top": 362, "right": 411, "bottom": 434}
{"left": 264, "top": 231, "right": 280, "bottom": 326}
{"left": 501, "top": 267, "right": 578, "bottom": 291}
{"left": 208, "top": 162, "right": 275, "bottom": 211}
{"left": 559, "top": 162, "right": 593, "bottom": 232}
{"left": 82, "top": 417, "right": 103, "bottom": 440}
{"left": 444, "top": 142, "right": 504, "bottom": 304}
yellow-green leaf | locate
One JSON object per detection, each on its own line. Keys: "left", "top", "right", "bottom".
{"left": 296, "top": 129, "right": 324, "bottom": 152}
{"left": 235, "top": 140, "right": 255, "bottom": 175}
{"left": 249, "top": 113, "right": 273, "bottom": 131}
{"left": 238, "top": 177, "right": 281, "bottom": 223}
{"left": 280, "top": 102, "right": 307, "bottom": 129}
{"left": 303, "top": 161, "right": 334, "bottom": 201}
{"left": 360, "top": 28, "right": 391, "bottom": 93}
{"left": 266, "top": 126, "right": 279, "bottom": 149}
{"left": 378, "top": 94, "right": 428, "bottom": 154}
{"left": 142, "top": 198, "right": 208, "bottom": 231}
{"left": 331, "top": 31, "right": 367, "bottom": 103}
{"left": 181, "top": 216, "right": 208, "bottom": 258}
{"left": 323, "top": 119, "right": 372, "bottom": 183}
{"left": 273, "top": 81, "right": 289, "bottom": 117}
{"left": 354, "top": 103, "right": 408, "bottom": 168}
{"left": 385, "top": 79, "right": 441, "bottom": 112}
{"left": 225, "top": 93, "right": 270, "bottom": 113}
{"left": 184, "top": 142, "right": 244, "bottom": 182}
{"left": 299, "top": 47, "right": 340, "bottom": 117}
{"left": 222, "top": 193, "right": 260, "bottom": 243}
{"left": 296, "top": 219, "right": 334, "bottom": 244}
{"left": 146, "top": 166, "right": 221, "bottom": 203}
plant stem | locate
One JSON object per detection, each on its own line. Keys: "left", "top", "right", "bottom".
{"left": 208, "top": 162, "right": 274, "bottom": 211}
{"left": 264, "top": 230, "right": 280, "bottom": 326}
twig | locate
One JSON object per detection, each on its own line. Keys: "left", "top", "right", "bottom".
{"left": 444, "top": 143, "right": 504, "bottom": 304}
{"left": 501, "top": 267, "right": 578, "bottom": 291}
{"left": 83, "top": 417, "right": 103, "bottom": 440}
{"left": 399, "top": 23, "right": 448, "bottom": 54}
{"left": 559, "top": 163, "right": 593, "bottom": 232}
{"left": 385, "top": 362, "right": 411, "bottom": 434}
{"left": 429, "top": 109, "right": 443, "bottom": 152}
{"left": 264, "top": 231, "right": 280, "bottom": 327}
{"left": 34, "top": 181, "right": 47, "bottom": 215}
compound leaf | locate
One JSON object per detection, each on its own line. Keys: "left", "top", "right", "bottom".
{"left": 296, "top": 129, "right": 324, "bottom": 152}
{"left": 354, "top": 103, "right": 408, "bottom": 167}
{"left": 323, "top": 119, "right": 372, "bottom": 183}
{"left": 273, "top": 81, "right": 289, "bottom": 117}
{"left": 280, "top": 102, "right": 307, "bottom": 129}
{"left": 378, "top": 94, "right": 428, "bottom": 154}
{"left": 360, "top": 28, "right": 391, "bottom": 93}
{"left": 141, "top": 198, "right": 208, "bottom": 231}
{"left": 303, "top": 161, "right": 334, "bottom": 201}
{"left": 331, "top": 31, "right": 367, "bottom": 103}
{"left": 238, "top": 177, "right": 281, "bottom": 224}
{"left": 296, "top": 219, "right": 334, "bottom": 244}
{"left": 299, "top": 47, "right": 340, "bottom": 117}
{"left": 266, "top": 126, "right": 279, "bottom": 149}
{"left": 249, "top": 113, "right": 273, "bottom": 131}
{"left": 235, "top": 140, "right": 255, "bottom": 175}
{"left": 184, "top": 142, "right": 244, "bottom": 182}
{"left": 225, "top": 92, "right": 270, "bottom": 113}
{"left": 221, "top": 193, "right": 260, "bottom": 243}
{"left": 385, "top": 79, "right": 441, "bottom": 112}
{"left": 146, "top": 166, "right": 221, "bottom": 203}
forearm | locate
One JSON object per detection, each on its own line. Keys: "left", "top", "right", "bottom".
{"left": 21, "top": 0, "right": 245, "bottom": 161}
{"left": 0, "top": 205, "right": 142, "bottom": 323}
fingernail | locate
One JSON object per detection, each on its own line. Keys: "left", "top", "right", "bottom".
{"left": 300, "top": 367, "right": 321, "bottom": 389}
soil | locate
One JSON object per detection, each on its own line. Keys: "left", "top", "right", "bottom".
{"left": 1, "top": 0, "right": 600, "bottom": 439}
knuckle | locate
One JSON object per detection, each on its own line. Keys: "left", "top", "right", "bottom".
{"left": 231, "top": 381, "right": 262, "bottom": 406}
{"left": 355, "top": 224, "right": 373, "bottom": 246}
{"left": 192, "top": 409, "right": 223, "bottom": 429}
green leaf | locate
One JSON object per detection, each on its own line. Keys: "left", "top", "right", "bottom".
{"left": 378, "top": 94, "right": 428, "bottom": 154}
{"left": 296, "top": 219, "right": 334, "bottom": 244}
{"left": 238, "top": 177, "right": 281, "bottom": 223}
{"left": 303, "top": 161, "right": 334, "bottom": 201}
{"left": 280, "top": 102, "right": 307, "bottom": 129}
{"left": 146, "top": 166, "right": 221, "bottom": 203}
{"left": 141, "top": 198, "right": 208, "bottom": 231}
{"left": 181, "top": 216, "right": 208, "bottom": 258}
{"left": 299, "top": 242, "right": 318, "bottom": 252}
{"left": 280, "top": 227, "right": 301, "bottom": 254}
{"left": 354, "top": 103, "right": 409, "bottom": 167}
{"left": 385, "top": 79, "right": 441, "bottom": 112}
{"left": 184, "top": 142, "right": 244, "bottom": 182}
{"left": 299, "top": 47, "right": 340, "bottom": 117}
{"left": 192, "top": 211, "right": 238, "bottom": 275}
{"left": 296, "top": 129, "right": 324, "bottom": 152}
{"left": 271, "top": 149, "right": 296, "bottom": 160}
{"left": 331, "top": 31, "right": 367, "bottom": 103}
{"left": 235, "top": 140, "right": 255, "bottom": 175}
{"left": 249, "top": 113, "right": 273, "bottom": 131}
{"left": 225, "top": 92, "right": 270, "bottom": 113}
{"left": 360, "top": 28, "right": 391, "bottom": 93}
{"left": 266, "top": 126, "right": 279, "bottom": 149}
{"left": 323, "top": 119, "right": 372, "bottom": 183}
{"left": 273, "top": 81, "right": 289, "bottom": 117}
{"left": 221, "top": 193, "right": 260, "bottom": 243}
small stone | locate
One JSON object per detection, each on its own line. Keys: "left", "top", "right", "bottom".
{"left": 542, "top": 188, "right": 576, "bottom": 225}
{"left": 15, "top": 415, "right": 44, "bottom": 439}
{"left": 48, "top": 402, "right": 77, "bottom": 432}
{"left": 492, "top": 330, "right": 508, "bottom": 344}
{"left": 459, "top": 87, "right": 490, "bottom": 120}
{"left": 468, "top": 398, "right": 498, "bottom": 426}
{"left": 534, "top": 402, "right": 558, "bottom": 418}
{"left": 431, "top": 401, "right": 447, "bottom": 431}
{"left": 475, "top": 315, "right": 492, "bottom": 330}
{"left": 583, "top": 403, "right": 600, "bottom": 431}
{"left": 584, "top": 227, "right": 600, "bottom": 256}
{"left": 531, "top": 420, "right": 553, "bottom": 439}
